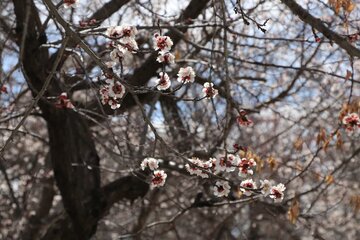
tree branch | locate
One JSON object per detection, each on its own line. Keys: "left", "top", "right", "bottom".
{"left": 280, "top": 0, "right": 360, "bottom": 58}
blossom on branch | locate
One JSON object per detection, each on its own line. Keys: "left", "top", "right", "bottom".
{"left": 107, "top": 99, "right": 121, "bottom": 109}
{"left": 213, "top": 180, "right": 231, "bottom": 197}
{"left": 156, "top": 72, "right": 171, "bottom": 90}
{"left": 156, "top": 52, "right": 175, "bottom": 64}
{"left": 99, "top": 79, "right": 125, "bottom": 110}
{"left": 269, "top": 183, "right": 286, "bottom": 203}
{"left": 153, "top": 34, "right": 173, "bottom": 52}
{"left": 106, "top": 25, "right": 139, "bottom": 58}
{"left": 202, "top": 82, "right": 218, "bottom": 99}
{"left": 237, "top": 157, "right": 256, "bottom": 177}
{"left": 240, "top": 179, "right": 257, "bottom": 196}
{"left": 107, "top": 79, "right": 126, "bottom": 99}
{"left": 141, "top": 157, "right": 159, "bottom": 171}
{"left": 260, "top": 179, "right": 271, "bottom": 197}
{"left": 110, "top": 47, "right": 128, "bottom": 62}
{"left": 177, "top": 66, "right": 196, "bottom": 84}
{"left": 106, "top": 25, "right": 138, "bottom": 39}
{"left": 121, "top": 37, "right": 139, "bottom": 53}
{"left": 0, "top": 86, "right": 7, "bottom": 94}
{"left": 185, "top": 158, "right": 212, "bottom": 178}
{"left": 342, "top": 112, "right": 360, "bottom": 133}
{"left": 214, "top": 154, "right": 238, "bottom": 173}
{"left": 151, "top": 170, "right": 167, "bottom": 188}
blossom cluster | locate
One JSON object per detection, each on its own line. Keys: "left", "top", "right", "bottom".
{"left": 98, "top": 28, "right": 218, "bottom": 103}
{"left": 342, "top": 112, "right": 360, "bottom": 133}
{"left": 153, "top": 33, "right": 174, "bottom": 90}
{"left": 141, "top": 157, "right": 167, "bottom": 188}
{"left": 214, "top": 178, "right": 285, "bottom": 203}
{"left": 183, "top": 154, "right": 285, "bottom": 203}
{"left": 99, "top": 78, "right": 126, "bottom": 109}
{"left": 185, "top": 157, "right": 213, "bottom": 178}
{"left": 107, "top": 25, "right": 139, "bottom": 60}
{"left": 98, "top": 25, "right": 140, "bottom": 109}
{"left": 153, "top": 33, "right": 211, "bottom": 96}
{"left": 95, "top": 24, "right": 276, "bottom": 202}
{"left": 213, "top": 154, "right": 256, "bottom": 176}
{"left": 185, "top": 155, "right": 257, "bottom": 177}
{"left": 238, "top": 179, "right": 285, "bottom": 202}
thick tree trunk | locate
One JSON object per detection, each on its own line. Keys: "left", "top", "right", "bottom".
{"left": 45, "top": 110, "right": 101, "bottom": 239}
{"left": 12, "top": 0, "right": 101, "bottom": 237}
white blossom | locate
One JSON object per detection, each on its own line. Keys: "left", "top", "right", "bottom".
{"left": 106, "top": 25, "right": 138, "bottom": 39}
{"left": 151, "top": 170, "right": 167, "bottom": 188}
{"left": 269, "top": 183, "right": 286, "bottom": 203}
{"left": 240, "top": 179, "right": 257, "bottom": 196}
{"left": 107, "top": 80, "right": 125, "bottom": 99}
{"left": 156, "top": 52, "right": 175, "bottom": 64}
{"left": 237, "top": 158, "right": 256, "bottom": 177}
{"left": 156, "top": 72, "right": 171, "bottom": 90}
{"left": 214, "top": 154, "right": 238, "bottom": 173}
{"left": 213, "top": 180, "right": 231, "bottom": 197}
{"left": 141, "top": 158, "right": 159, "bottom": 171}
{"left": 177, "top": 66, "right": 195, "bottom": 84}
{"left": 260, "top": 179, "right": 272, "bottom": 197}
{"left": 153, "top": 34, "right": 173, "bottom": 52}
{"left": 110, "top": 47, "right": 128, "bottom": 62}
{"left": 202, "top": 82, "right": 218, "bottom": 98}
{"left": 185, "top": 158, "right": 212, "bottom": 178}
{"left": 120, "top": 37, "right": 139, "bottom": 52}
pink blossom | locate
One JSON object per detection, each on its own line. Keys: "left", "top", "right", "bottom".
{"left": 99, "top": 80, "right": 125, "bottom": 110}
{"left": 99, "top": 85, "right": 110, "bottom": 105}
{"left": 342, "top": 113, "right": 360, "bottom": 133}
{"left": 121, "top": 37, "right": 139, "bottom": 53}
{"left": 107, "top": 80, "right": 126, "bottom": 99}
{"left": 236, "top": 110, "right": 253, "bottom": 127}
{"left": 55, "top": 92, "right": 74, "bottom": 109}
{"left": 0, "top": 86, "right": 7, "bottom": 94}
{"left": 108, "top": 99, "right": 120, "bottom": 109}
